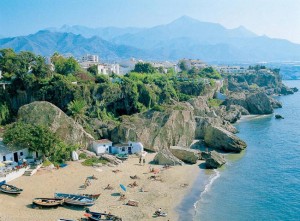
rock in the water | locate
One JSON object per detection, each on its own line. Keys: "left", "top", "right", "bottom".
{"left": 269, "top": 97, "right": 282, "bottom": 108}
{"left": 280, "top": 84, "right": 294, "bottom": 95}
{"left": 275, "top": 114, "right": 284, "bottom": 119}
{"left": 153, "top": 149, "right": 184, "bottom": 165}
{"left": 170, "top": 146, "right": 200, "bottom": 164}
{"left": 225, "top": 92, "right": 274, "bottom": 115}
{"left": 18, "top": 101, "right": 94, "bottom": 148}
{"left": 195, "top": 116, "right": 237, "bottom": 139}
{"left": 205, "top": 151, "right": 226, "bottom": 169}
{"left": 291, "top": 87, "right": 298, "bottom": 93}
{"left": 204, "top": 126, "right": 247, "bottom": 152}
{"left": 112, "top": 108, "right": 196, "bottom": 151}
{"left": 246, "top": 92, "right": 273, "bottom": 114}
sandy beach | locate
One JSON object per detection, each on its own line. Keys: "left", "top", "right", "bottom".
{"left": 0, "top": 153, "right": 201, "bottom": 221}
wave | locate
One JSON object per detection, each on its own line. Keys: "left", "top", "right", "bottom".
{"left": 193, "top": 169, "right": 221, "bottom": 210}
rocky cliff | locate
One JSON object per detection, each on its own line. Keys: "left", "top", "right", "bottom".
{"left": 18, "top": 101, "right": 94, "bottom": 148}
{"left": 111, "top": 106, "right": 196, "bottom": 151}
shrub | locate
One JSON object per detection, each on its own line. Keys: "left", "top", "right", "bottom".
{"left": 79, "top": 153, "right": 87, "bottom": 160}
{"left": 208, "top": 98, "right": 223, "bottom": 107}
{"left": 81, "top": 157, "right": 109, "bottom": 166}
{"left": 43, "top": 159, "right": 53, "bottom": 167}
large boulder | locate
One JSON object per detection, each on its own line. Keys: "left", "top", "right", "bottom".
{"left": 169, "top": 146, "right": 199, "bottom": 164}
{"left": 153, "top": 149, "right": 184, "bottom": 165}
{"left": 269, "top": 97, "right": 282, "bottom": 109}
{"left": 18, "top": 101, "right": 94, "bottom": 148}
{"left": 195, "top": 116, "right": 237, "bottom": 139}
{"left": 225, "top": 92, "right": 274, "bottom": 115}
{"left": 246, "top": 92, "right": 273, "bottom": 114}
{"left": 205, "top": 151, "right": 226, "bottom": 169}
{"left": 111, "top": 107, "right": 196, "bottom": 151}
{"left": 204, "top": 126, "right": 247, "bottom": 152}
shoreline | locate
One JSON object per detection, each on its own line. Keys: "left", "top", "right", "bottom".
{"left": 0, "top": 153, "right": 201, "bottom": 221}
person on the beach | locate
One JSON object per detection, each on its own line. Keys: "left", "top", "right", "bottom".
{"left": 143, "top": 158, "right": 146, "bottom": 165}
{"left": 139, "top": 156, "right": 142, "bottom": 164}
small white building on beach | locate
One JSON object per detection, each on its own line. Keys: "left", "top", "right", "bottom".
{"left": 111, "top": 141, "right": 144, "bottom": 155}
{"left": 0, "top": 140, "right": 30, "bottom": 163}
{"left": 91, "top": 139, "right": 113, "bottom": 155}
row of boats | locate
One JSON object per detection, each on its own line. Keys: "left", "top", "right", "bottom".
{"left": 32, "top": 193, "right": 101, "bottom": 208}
{"left": 0, "top": 181, "right": 122, "bottom": 220}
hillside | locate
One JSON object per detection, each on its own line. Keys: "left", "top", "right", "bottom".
{"left": 0, "top": 31, "right": 150, "bottom": 60}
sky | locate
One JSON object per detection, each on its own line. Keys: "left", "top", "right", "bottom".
{"left": 1, "top": 0, "right": 300, "bottom": 43}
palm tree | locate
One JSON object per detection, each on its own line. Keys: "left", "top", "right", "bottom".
{"left": 67, "top": 100, "right": 87, "bottom": 124}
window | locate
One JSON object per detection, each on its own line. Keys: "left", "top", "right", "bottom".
{"left": 20, "top": 152, "right": 23, "bottom": 156}
{"left": 3, "top": 156, "right": 6, "bottom": 161}
{"left": 130, "top": 143, "right": 132, "bottom": 146}
{"left": 121, "top": 147, "right": 126, "bottom": 152}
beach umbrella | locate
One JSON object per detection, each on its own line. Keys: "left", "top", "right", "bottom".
{"left": 120, "top": 184, "right": 126, "bottom": 192}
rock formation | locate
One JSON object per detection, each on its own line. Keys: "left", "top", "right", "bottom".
{"left": 225, "top": 92, "right": 274, "bottom": 114}
{"left": 111, "top": 107, "right": 196, "bottom": 151}
{"left": 18, "top": 101, "right": 94, "bottom": 148}
{"left": 153, "top": 149, "right": 184, "bottom": 165}
{"left": 204, "top": 126, "right": 247, "bottom": 152}
{"left": 205, "top": 151, "right": 226, "bottom": 169}
{"left": 169, "top": 146, "right": 199, "bottom": 164}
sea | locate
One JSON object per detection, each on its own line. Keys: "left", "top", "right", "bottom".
{"left": 177, "top": 80, "right": 300, "bottom": 221}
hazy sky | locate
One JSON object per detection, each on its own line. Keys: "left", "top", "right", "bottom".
{"left": 1, "top": 0, "right": 300, "bottom": 43}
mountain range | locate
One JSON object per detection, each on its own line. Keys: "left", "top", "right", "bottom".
{"left": 1, "top": 16, "right": 300, "bottom": 62}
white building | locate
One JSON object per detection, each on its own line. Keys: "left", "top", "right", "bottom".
{"left": 111, "top": 141, "right": 144, "bottom": 155}
{"left": 0, "top": 139, "right": 38, "bottom": 163}
{"left": 81, "top": 54, "right": 99, "bottom": 63}
{"left": 91, "top": 139, "right": 113, "bottom": 155}
{"left": 97, "top": 63, "right": 120, "bottom": 75}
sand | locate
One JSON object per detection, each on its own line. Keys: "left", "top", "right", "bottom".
{"left": 0, "top": 153, "right": 201, "bottom": 221}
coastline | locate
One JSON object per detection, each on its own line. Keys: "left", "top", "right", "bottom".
{"left": 0, "top": 153, "right": 201, "bottom": 221}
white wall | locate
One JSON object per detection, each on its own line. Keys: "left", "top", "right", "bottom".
{"left": 92, "top": 141, "right": 112, "bottom": 155}
{"left": 0, "top": 148, "right": 31, "bottom": 163}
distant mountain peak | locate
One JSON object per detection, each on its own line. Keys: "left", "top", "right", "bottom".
{"left": 170, "top": 15, "right": 201, "bottom": 24}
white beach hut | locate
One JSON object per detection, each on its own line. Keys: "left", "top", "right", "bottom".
{"left": 91, "top": 139, "right": 113, "bottom": 155}
{"left": 111, "top": 141, "right": 144, "bottom": 155}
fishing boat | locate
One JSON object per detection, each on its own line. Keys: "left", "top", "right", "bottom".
{"left": 80, "top": 193, "right": 101, "bottom": 200}
{"left": 115, "top": 154, "right": 128, "bottom": 161}
{"left": 55, "top": 193, "right": 94, "bottom": 206}
{"left": 85, "top": 209, "right": 122, "bottom": 221}
{"left": 32, "top": 198, "right": 64, "bottom": 208}
{"left": 0, "top": 183, "right": 23, "bottom": 194}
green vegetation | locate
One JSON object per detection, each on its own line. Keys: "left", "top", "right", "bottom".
{"left": 0, "top": 49, "right": 226, "bottom": 162}
{"left": 79, "top": 153, "right": 88, "bottom": 160}
{"left": 81, "top": 157, "right": 109, "bottom": 166}
{"left": 3, "top": 122, "right": 75, "bottom": 163}
{"left": 208, "top": 98, "right": 223, "bottom": 107}
{"left": 0, "top": 103, "right": 10, "bottom": 125}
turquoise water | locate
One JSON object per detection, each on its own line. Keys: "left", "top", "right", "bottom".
{"left": 192, "top": 80, "right": 300, "bottom": 221}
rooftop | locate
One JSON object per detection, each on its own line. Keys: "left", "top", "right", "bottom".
{"left": 94, "top": 139, "right": 112, "bottom": 144}
{"left": 0, "top": 139, "right": 26, "bottom": 155}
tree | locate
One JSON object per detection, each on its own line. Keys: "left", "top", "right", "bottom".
{"left": 0, "top": 103, "right": 10, "bottom": 125}
{"left": 67, "top": 99, "right": 87, "bottom": 123}
{"left": 51, "top": 53, "right": 81, "bottom": 75}
{"left": 179, "top": 60, "right": 188, "bottom": 71}
{"left": 3, "top": 122, "right": 60, "bottom": 159}
{"left": 87, "top": 65, "right": 98, "bottom": 75}
{"left": 133, "top": 62, "right": 155, "bottom": 73}
{"left": 31, "top": 55, "right": 52, "bottom": 78}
